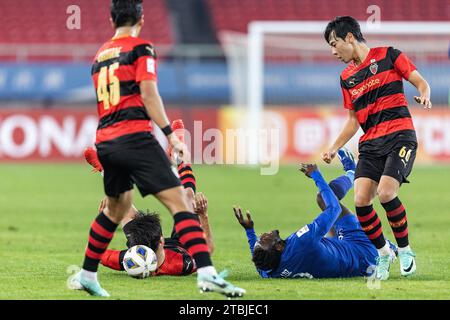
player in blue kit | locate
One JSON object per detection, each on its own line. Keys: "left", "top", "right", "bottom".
{"left": 234, "top": 149, "right": 397, "bottom": 279}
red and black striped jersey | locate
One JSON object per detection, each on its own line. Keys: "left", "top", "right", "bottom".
{"left": 340, "top": 47, "right": 418, "bottom": 156}
{"left": 91, "top": 35, "right": 157, "bottom": 153}
{"left": 101, "top": 238, "right": 196, "bottom": 276}
{"left": 154, "top": 238, "right": 196, "bottom": 276}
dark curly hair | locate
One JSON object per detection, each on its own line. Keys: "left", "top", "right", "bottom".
{"left": 122, "top": 211, "right": 162, "bottom": 251}
{"left": 252, "top": 245, "right": 282, "bottom": 272}
{"left": 324, "top": 16, "right": 366, "bottom": 44}
{"left": 110, "top": 0, "right": 143, "bottom": 28}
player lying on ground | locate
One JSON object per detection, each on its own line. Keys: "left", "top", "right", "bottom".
{"left": 100, "top": 192, "right": 212, "bottom": 276}
{"left": 234, "top": 150, "right": 397, "bottom": 279}
{"left": 84, "top": 136, "right": 213, "bottom": 276}
{"left": 322, "top": 16, "right": 431, "bottom": 280}
{"left": 70, "top": 1, "right": 244, "bottom": 297}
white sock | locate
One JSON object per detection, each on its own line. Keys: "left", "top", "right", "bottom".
{"left": 398, "top": 245, "right": 411, "bottom": 252}
{"left": 377, "top": 242, "right": 391, "bottom": 256}
{"left": 197, "top": 266, "right": 218, "bottom": 278}
{"left": 81, "top": 269, "right": 98, "bottom": 282}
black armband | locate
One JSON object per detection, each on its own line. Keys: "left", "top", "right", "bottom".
{"left": 161, "top": 125, "right": 173, "bottom": 136}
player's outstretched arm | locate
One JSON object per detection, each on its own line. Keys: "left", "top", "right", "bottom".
{"left": 233, "top": 206, "right": 257, "bottom": 255}
{"left": 322, "top": 110, "right": 359, "bottom": 163}
{"left": 299, "top": 164, "right": 341, "bottom": 237}
{"left": 140, "top": 80, "right": 190, "bottom": 162}
{"left": 194, "top": 192, "right": 215, "bottom": 255}
{"left": 408, "top": 70, "right": 432, "bottom": 109}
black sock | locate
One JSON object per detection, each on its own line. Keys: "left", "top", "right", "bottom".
{"left": 82, "top": 211, "right": 118, "bottom": 272}
{"left": 173, "top": 211, "right": 212, "bottom": 268}
{"left": 382, "top": 197, "right": 409, "bottom": 248}
{"left": 178, "top": 162, "right": 196, "bottom": 192}
{"left": 356, "top": 205, "right": 386, "bottom": 249}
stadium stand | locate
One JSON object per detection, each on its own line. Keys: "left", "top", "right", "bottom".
{"left": 0, "top": 0, "right": 174, "bottom": 45}
{"left": 208, "top": 0, "right": 450, "bottom": 33}
{"left": 166, "top": 0, "right": 218, "bottom": 44}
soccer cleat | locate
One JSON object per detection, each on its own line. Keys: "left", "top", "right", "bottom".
{"left": 68, "top": 271, "right": 110, "bottom": 297}
{"left": 399, "top": 249, "right": 416, "bottom": 277}
{"left": 374, "top": 249, "right": 396, "bottom": 281}
{"left": 167, "top": 119, "right": 185, "bottom": 166}
{"left": 337, "top": 148, "right": 356, "bottom": 172}
{"left": 387, "top": 239, "right": 398, "bottom": 257}
{"left": 84, "top": 147, "right": 103, "bottom": 173}
{"left": 197, "top": 270, "right": 246, "bottom": 298}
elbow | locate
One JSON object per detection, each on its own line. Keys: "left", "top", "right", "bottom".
{"left": 316, "top": 193, "right": 326, "bottom": 211}
{"left": 327, "top": 195, "right": 341, "bottom": 214}
{"left": 331, "top": 202, "right": 342, "bottom": 216}
{"left": 141, "top": 95, "right": 157, "bottom": 106}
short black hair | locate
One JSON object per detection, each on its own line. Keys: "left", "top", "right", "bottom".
{"left": 324, "top": 16, "right": 366, "bottom": 44}
{"left": 123, "top": 211, "right": 162, "bottom": 251}
{"left": 110, "top": 0, "right": 143, "bottom": 28}
{"left": 252, "top": 245, "right": 282, "bottom": 272}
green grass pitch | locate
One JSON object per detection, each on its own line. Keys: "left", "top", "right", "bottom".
{"left": 0, "top": 163, "right": 449, "bottom": 300}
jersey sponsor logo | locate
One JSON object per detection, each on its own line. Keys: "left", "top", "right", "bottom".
{"left": 296, "top": 225, "right": 310, "bottom": 238}
{"left": 147, "top": 58, "right": 156, "bottom": 74}
{"left": 146, "top": 46, "right": 155, "bottom": 56}
{"left": 351, "top": 78, "right": 380, "bottom": 97}
{"left": 348, "top": 77, "right": 356, "bottom": 87}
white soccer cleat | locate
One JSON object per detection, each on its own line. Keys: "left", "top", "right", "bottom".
{"left": 197, "top": 270, "right": 246, "bottom": 298}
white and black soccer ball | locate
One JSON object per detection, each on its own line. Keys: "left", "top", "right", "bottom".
{"left": 122, "top": 245, "right": 158, "bottom": 279}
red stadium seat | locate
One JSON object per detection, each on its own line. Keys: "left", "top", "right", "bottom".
{"left": 208, "top": 0, "right": 450, "bottom": 34}
{"left": 0, "top": 0, "right": 174, "bottom": 46}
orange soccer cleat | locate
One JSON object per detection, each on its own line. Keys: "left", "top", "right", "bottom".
{"left": 84, "top": 147, "right": 103, "bottom": 173}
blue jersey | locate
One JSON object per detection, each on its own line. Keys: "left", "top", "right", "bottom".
{"left": 245, "top": 170, "right": 378, "bottom": 279}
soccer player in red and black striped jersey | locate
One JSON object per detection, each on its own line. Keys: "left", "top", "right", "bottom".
{"left": 69, "top": 0, "right": 244, "bottom": 298}
{"left": 84, "top": 143, "right": 213, "bottom": 277}
{"left": 100, "top": 191, "right": 213, "bottom": 277}
{"left": 322, "top": 17, "right": 432, "bottom": 281}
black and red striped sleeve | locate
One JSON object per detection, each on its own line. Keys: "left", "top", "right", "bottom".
{"left": 134, "top": 42, "right": 158, "bottom": 83}
{"left": 389, "top": 47, "right": 417, "bottom": 80}
{"left": 340, "top": 77, "right": 354, "bottom": 110}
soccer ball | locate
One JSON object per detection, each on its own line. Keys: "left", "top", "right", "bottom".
{"left": 122, "top": 245, "right": 158, "bottom": 279}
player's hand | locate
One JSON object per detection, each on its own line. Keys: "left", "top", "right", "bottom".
{"left": 233, "top": 206, "right": 254, "bottom": 230}
{"left": 414, "top": 96, "right": 432, "bottom": 110}
{"left": 194, "top": 192, "right": 208, "bottom": 216}
{"left": 98, "top": 197, "right": 108, "bottom": 213}
{"left": 299, "top": 163, "right": 318, "bottom": 178}
{"left": 169, "top": 134, "right": 190, "bottom": 163}
{"left": 322, "top": 149, "right": 336, "bottom": 164}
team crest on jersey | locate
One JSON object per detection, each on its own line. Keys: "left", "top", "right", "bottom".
{"left": 369, "top": 59, "right": 378, "bottom": 75}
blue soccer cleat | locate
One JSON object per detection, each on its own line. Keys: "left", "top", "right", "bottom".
{"left": 387, "top": 239, "right": 398, "bottom": 257}
{"left": 68, "top": 271, "right": 110, "bottom": 297}
{"left": 337, "top": 148, "right": 356, "bottom": 172}
{"left": 197, "top": 270, "right": 246, "bottom": 298}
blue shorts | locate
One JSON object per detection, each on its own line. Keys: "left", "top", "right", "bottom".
{"left": 333, "top": 214, "right": 377, "bottom": 248}
{"left": 333, "top": 214, "right": 378, "bottom": 270}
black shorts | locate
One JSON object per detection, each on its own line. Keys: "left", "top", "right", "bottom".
{"left": 97, "top": 135, "right": 181, "bottom": 198}
{"left": 355, "top": 141, "right": 417, "bottom": 184}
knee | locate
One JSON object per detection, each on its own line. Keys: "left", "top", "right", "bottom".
{"left": 377, "top": 187, "right": 397, "bottom": 203}
{"left": 354, "top": 192, "right": 372, "bottom": 207}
